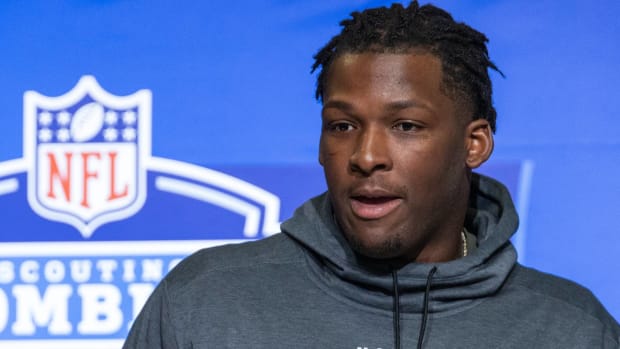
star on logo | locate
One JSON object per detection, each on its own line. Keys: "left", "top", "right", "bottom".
{"left": 38, "top": 111, "right": 53, "bottom": 126}
{"left": 105, "top": 110, "right": 118, "bottom": 125}
{"left": 38, "top": 128, "right": 53, "bottom": 142}
{"left": 57, "top": 128, "right": 71, "bottom": 142}
{"left": 103, "top": 127, "right": 119, "bottom": 141}
{"left": 57, "top": 111, "right": 71, "bottom": 126}
{"left": 122, "top": 127, "right": 137, "bottom": 141}
{"left": 122, "top": 110, "right": 137, "bottom": 125}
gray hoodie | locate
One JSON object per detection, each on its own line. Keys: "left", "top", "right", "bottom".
{"left": 123, "top": 174, "right": 620, "bottom": 348}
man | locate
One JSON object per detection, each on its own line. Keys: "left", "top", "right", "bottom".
{"left": 124, "top": 2, "right": 620, "bottom": 348}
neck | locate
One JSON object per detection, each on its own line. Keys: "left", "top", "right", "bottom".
{"left": 413, "top": 228, "right": 465, "bottom": 263}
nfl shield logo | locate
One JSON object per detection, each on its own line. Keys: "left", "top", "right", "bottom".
{"left": 24, "top": 76, "right": 151, "bottom": 238}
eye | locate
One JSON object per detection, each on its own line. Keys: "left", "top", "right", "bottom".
{"left": 327, "top": 121, "right": 355, "bottom": 133}
{"left": 393, "top": 121, "right": 419, "bottom": 132}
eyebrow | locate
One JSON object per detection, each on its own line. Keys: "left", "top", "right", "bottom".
{"left": 322, "top": 99, "right": 432, "bottom": 113}
{"left": 322, "top": 100, "right": 353, "bottom": 111}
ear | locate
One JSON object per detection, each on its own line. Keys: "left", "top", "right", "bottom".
{"left": 465, "top": 119, "right": 494, "bottom": 169}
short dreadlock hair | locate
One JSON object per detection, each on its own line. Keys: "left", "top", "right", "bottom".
{"left": 311, "top": 1, "right": 502, "bottom": 132}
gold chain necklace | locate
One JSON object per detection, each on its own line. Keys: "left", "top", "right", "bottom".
{"left": 461, "top": 229, "right": 468, "bottom": 257}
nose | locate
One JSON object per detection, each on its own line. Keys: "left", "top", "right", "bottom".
{"left": 349, "top": 126, "right": 392, "bottom": 176}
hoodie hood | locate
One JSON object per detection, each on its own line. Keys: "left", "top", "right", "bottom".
{"left": 280, "top": 173, "right": 518, "bottom": 315}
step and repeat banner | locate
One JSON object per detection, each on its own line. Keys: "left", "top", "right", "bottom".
{"left": 0, "top": 1, "right": 618, "bottom": 348}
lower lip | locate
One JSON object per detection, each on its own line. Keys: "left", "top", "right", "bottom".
{"left": 350, "top": 198, "right": 402, "bottom": 220}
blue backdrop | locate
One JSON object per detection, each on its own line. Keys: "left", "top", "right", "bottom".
{"left": 0, "top": 1, "right": 618, "bottom": 347}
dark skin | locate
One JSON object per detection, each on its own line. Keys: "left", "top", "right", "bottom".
{"left": 319, "top": 52, "right": 493, "bottom": 265}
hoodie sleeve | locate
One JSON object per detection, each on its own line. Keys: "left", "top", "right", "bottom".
{"left": 122, "top": 280, "right": 180, "bottom": 349}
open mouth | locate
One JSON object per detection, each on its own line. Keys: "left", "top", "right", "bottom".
{"left": 350, "top": 195, "right": 402, "bottom": 220}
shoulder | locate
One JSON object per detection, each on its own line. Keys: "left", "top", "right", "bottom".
{"left": 509, "top": 264, "right": 619, "bottom": 336}
{"left": 125, "top": 234, "right": 307, "bottom": 347}
{"left": 511, "top": 264, "right": 599, "bottom": 305}
{"left": 163, "top": 233, "right": 304, "bottom": 291}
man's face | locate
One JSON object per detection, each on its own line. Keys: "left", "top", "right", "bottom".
{"left": 319, "top": 52, "right": 473, "bottom": 263}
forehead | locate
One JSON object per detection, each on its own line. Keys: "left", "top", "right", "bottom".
{"left": 326, "top": 52, "right": 442, "bottom": 92}
{"left": 323, "top": 52, "right": 451, "bottom": 110}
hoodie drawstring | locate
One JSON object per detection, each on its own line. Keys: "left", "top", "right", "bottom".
{"left": 417, "top": 266, "right": 437, "bottom": 349}
{"left": 391, "top": 266, "right": 438, "bottom": 349}
{"left": 392, "top": 266, "right": 437, "bottom": 349}
{"left": 391, "top": 270, "right": 401, "bottom": 349}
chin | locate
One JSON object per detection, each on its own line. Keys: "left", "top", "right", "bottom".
{"left": 345, "top": 230, "right": 405, "bottom": 260}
